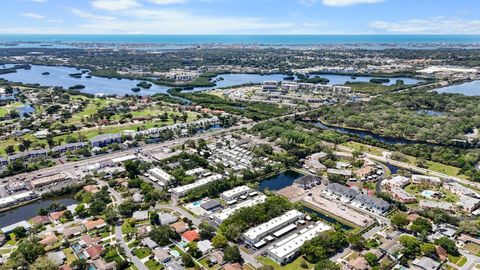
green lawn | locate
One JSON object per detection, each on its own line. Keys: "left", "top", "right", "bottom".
{"left": 122, "top": 219, "right": 136, "bottom": 234}
{"left": 256, "top": 256, "right": 313, "bottom": 270}
{"left": 346, "top": 81, "right": 412, "bottom": 94}
{"left": 145, "top": 259, "right": 163, "bottom": 270}
{"left": 63, "top": 248, "right": 76, "bottom": 263}
{"left": 449, "top": 254, "right": 467, "bottom": 266}
{"left": 134, "top": 247, "right": 151, "bottom": 259}
{"left": 199, "top": 257, "right": 221, "bottom": 270}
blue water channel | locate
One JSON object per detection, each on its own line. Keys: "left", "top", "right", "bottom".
{"left": 0, "top": 64, "right": 422, "bottom": 96}
{"left": 0, "top": 196, "right": 78, "bottom": 228}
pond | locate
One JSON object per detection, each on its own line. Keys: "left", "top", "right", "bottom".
{"left": 309, "top": 120, "right": 419, "bottom": 145}
{"left": 302, "top": 206, "right": 353, "bottom": 230}
{"left": 435, "top": 80, "right": 480, "bottom": 96}
{"left": 0, "top": 65, "right": 171, "bottom": 96}
{"left": 0, "top": 196, "right": 78, "bottom": 228}
{"left": 258, "top": 170, "right": 303, "bottom": 192}
{"left": 16, "top": 103, "right": 35, "bottom": 117}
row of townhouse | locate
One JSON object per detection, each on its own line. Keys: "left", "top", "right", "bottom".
{"left": 323, "top": 183, "right": 390, "bottom": 215}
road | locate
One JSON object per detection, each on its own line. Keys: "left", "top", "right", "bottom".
{"left": 157, "top": 203, "right": 262, "bottom": 268}
{"left": 364, "top": 153, "right": 480, "bottom": 191}
{"left": 336, "top": 144, "right": 480, "bottom": 191}
{"left": 99, "top": 180, "right": 149, "bottom": 270}
{"left": 459, "top": 250, "right": 480, "bottom": 270}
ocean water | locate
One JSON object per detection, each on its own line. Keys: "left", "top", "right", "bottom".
{"left": 1, "top": 34, "right": 480, "bottom": 44}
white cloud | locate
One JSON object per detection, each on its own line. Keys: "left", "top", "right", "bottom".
{"left": 20, "top": 12, "right": 45, "bottom": 19}
{"left": 370, "top": 17, "right": 480, "bottom": 34}
{"left": 91, "top": 0, "right": 140, "bottom": 11}
{"left": 322, "top": 0, "right": 383, "bottom": 7}
{"left": 148, "top": 0, "right": 187, "bottom": 4}
{"left": 70, "top": 8, "right": 116, "bottom": 21}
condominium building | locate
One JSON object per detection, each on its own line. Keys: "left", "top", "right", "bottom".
{"left": 148, "top": 167, "right": 174, "bottom": 185}
{"left": 267, "top": 222, "right": 331, "bottom": 264}
{"left": 211, "top": 195, "right": 267, "bottom": 225}
{"left": 220, "top": 185, "right": 252, "bottom": 201}
{"left": 243, "top": 209, "right": 304, "bottom": 246}
{"left": 171, "top": 174, "right": 223, "bottom": 197}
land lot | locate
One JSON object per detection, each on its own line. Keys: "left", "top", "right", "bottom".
{"left": 341, "top": 141, "right": 469, "bottom": 179}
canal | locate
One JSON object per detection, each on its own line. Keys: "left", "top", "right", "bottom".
{"left": 0, "top": 196, "right": 78, "bottom": 228}
{"left": 308, "top": 120, "right": 432, "bottom": 146}
{"left": 258, "top": 170, "right": 303, "bottom": 192}
{"left": 302, "top": 206, "right": 353, "bottom": 230}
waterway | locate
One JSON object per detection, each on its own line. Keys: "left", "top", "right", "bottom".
{"left": 0, "top": 196, "right": 78, "bottom": 228}
{"left": 0, "top": 65, "right": 171, "bottom": 96}
{"left": 435, "top": 80, "right": 480, "bottom": 96}
{"left": 309, "top": 120, "right": 419, "bottom": 145}
{"left": 0, "top": 64, "right": 422, "bottom": 96}
{"left": 258, "top": 170, "right": 303, "bottom": 192}
{"left": 302, "top": 206, "right": 353, "bottom": 230}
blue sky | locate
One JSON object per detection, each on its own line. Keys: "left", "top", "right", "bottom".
{"left": 2, "top": 0, "right": 480, "bottom": 34}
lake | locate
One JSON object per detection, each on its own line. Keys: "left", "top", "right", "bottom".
{"left": 435, "top": 80, "right": 480, "bottom": 96}
{"left": 0, "top": 64, "right": 423, "bottom": 96}
{"left": 0, "top": 196, "right": 77, "bottom": 228}
{"left": 258, "top": 170, "right": 303, "bottom": 192}
{"left": 0, "top": 65, "right": 171, "bottom": 96}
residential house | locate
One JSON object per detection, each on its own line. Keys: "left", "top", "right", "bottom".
{"left": 181, "top": 230, "right": 199, "bottom": 243}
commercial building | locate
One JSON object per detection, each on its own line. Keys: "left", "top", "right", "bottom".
{"left": 220, "top": 185, "right": 252, "bottom": 201}
{"left": 30, "top": 173, "right": 67, "bottom": 189}
{"left": 148, "top": 167, "right": 174, "bottom": 185}
{"left": 267, "top": 221, "right": 331, "bottom": 264}
{"left": 171, "top": 174, "right": 223, "bottom": 197}
{"left": 243, "top": 209, "right": 304, "bottom": 246}
{"left": 212, "top": 195, "right": 267, "bottom": 225}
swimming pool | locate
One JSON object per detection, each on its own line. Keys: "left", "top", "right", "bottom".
{"left": 192, "top": 201, "right": 202, "bottom": 207}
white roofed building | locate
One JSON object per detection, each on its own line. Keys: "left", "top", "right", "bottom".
{"left": 172, "top": 174, "right": 223, "bottom": 197}
{"left": 243, "top": 210, "right": 304, "bottom": 246}
{"left": 267, "top": 221, "right": 331, "bottom": 264}
{"left": 212, "top": 195, "right": 267, "bottom": 225}
{"left": 220, "top": 185, "right": 252, "bottom": 201}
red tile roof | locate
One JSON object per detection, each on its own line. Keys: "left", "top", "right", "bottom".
{"left": 49, "top": 211, "right": 65, "bottom": 221}
{"left": 85, "top": 244, "right": 103, "bottom": 259}
{"left": 181, "top": 230, "right": 199, "bottom": 242}
{"left": 84, "top": 218, "right": 106, "bottom": 231}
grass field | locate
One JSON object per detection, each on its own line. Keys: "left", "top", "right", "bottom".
{"left": 346, "top": 81, "right": 412, "bottom": 94}
{"left": 0, "top": 102, "right": 22, "bottom": 117}
{"left": 63, "top": 248, "right": 76, "bottom": 263}
{"left": 122, "top": 219, "right": 136, "bottom": 234}
{"left": 134, "top": 247, "right": 151, "bottom": 259}
{"left": 145, "top": 259, "right": 163, "bottom": 270}
{"left": 256, "top": 256, "right": 313, "bottom": 270}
